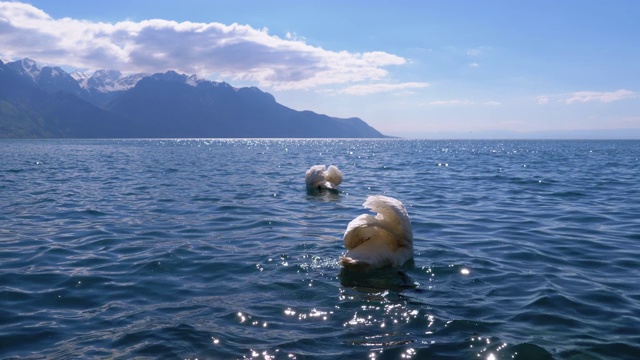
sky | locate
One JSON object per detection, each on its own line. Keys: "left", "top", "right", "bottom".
{"left": 1, "top": 0, "right": 639, "bottom": 138}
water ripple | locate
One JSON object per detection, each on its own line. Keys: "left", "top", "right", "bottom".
{"left": 0, "top": 139, "right": 639, "bottom": 359}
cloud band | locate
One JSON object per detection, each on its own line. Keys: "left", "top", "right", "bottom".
{"left": 0, "top": 1, "right": 407, "bottom": 90}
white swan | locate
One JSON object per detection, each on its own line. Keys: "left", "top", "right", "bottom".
{"left": 305, "top": 165, "right": 343, "bottom": 190}
{"left": 341, "top": 195, "right": 413, "bottom": 270}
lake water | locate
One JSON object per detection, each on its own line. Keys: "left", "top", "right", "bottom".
{"left": 1, "top": 139, "right": 639, "bottom": 359}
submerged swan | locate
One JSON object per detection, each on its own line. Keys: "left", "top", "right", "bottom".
{"left": 341, "top": 195, "right": 413, "bottom": 270}
{"left": 305, "top": 165, "right": 343, "bottom": 190}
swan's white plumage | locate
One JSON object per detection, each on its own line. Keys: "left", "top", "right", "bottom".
{"left": 305, "top": 165, "right": 343, "bottom": 190}
{"left": 341, "top": 195, "right": 413, "bottom": 270}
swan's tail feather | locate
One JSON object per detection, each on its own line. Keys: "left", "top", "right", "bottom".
{"left": 362, "top": 195, "right": 413, "bottom": 245}
{"left": 324, "top": 165, "right": 343, "bottom": 188}
{"left": 341, "top": 235, "right": 411, "bottom": 269}
{"left": 305, "top": 164, "right": 342, "bottom": 190}
{"left": 305, "top": 165, "right": 326, "bottom": 188}
{"left": 343, "top": 214, "right": 380, "bottom": 250}
{"left": 341, "top": 195, "right": 414, "bottom": 270}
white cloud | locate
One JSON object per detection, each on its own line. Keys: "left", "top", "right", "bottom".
{"left": 564, "top": 90, "right": 636, "bottom": 104}
{"left": 0, "top": 1, "right": 407, "bottom": 90}
{"left": 537, "top": 90, "right": 636, "bottom": 105}
{"left": 422, "top": 99, "right": 501, "bottom": 107}
{"left": 537, "top": 96, "right": 550, "bottom": 105}
{"left": 338, "top": 82, "right": 430, "bottom": 95}
{"left": 467, "top": 46, "right": 490, "bottom": 57}
{"left": 425, "top": 99, "right": 474, "bottom": 106}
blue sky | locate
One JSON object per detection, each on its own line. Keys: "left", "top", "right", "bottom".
{"left": 1, "top": 0, "right": 639, "bottom": 138}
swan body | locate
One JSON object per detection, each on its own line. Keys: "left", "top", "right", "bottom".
{"left": 341, "top": 195, "right": 413, "bottom": 270}
{"left": 305, "top": 165, "right": 343, "bottom": 190}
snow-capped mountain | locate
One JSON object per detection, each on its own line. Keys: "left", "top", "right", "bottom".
{"left": 146, "top": 70, "right": 210, "bottom": 88}
{"left": 117, "top": 73, "right": 148, "bottom": 91}
{"left": 6, "top": 58, "right": 85, "bottom": 97}
{"left": 70, "top": 70, "right": 90, "bottom": 87}
{"left": 72, "top": 69, "right": 148, "bottom": 93}
{"left": 0, "top": 58, "right": 386, "bottom": 139}
{"left": 6, "top": 58, "right": 204, "bottom": 94}
{"left": 6, "top": 58, "right": 41, "bottom": 81}
{"left": 5, "top": 59, "right": 153, "bottom": 105}
{"left": 87, "top": 70, "right": 124, "bottom": 92}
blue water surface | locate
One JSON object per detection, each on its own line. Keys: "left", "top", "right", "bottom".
{"left": 1, "top": 139, "right": 639, "bottom": 359}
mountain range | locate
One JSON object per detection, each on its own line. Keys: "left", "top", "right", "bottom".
{"left": 0, "top": 59, "right": 386, "bottom": 138}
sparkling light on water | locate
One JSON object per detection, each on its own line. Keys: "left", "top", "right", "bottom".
{"left": 1, "top": 139, "right": 638, "bottom": 359}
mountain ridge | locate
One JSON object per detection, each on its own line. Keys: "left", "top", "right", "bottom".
{"left": 0, "top": 58, "right": 386, "bottom": 138}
